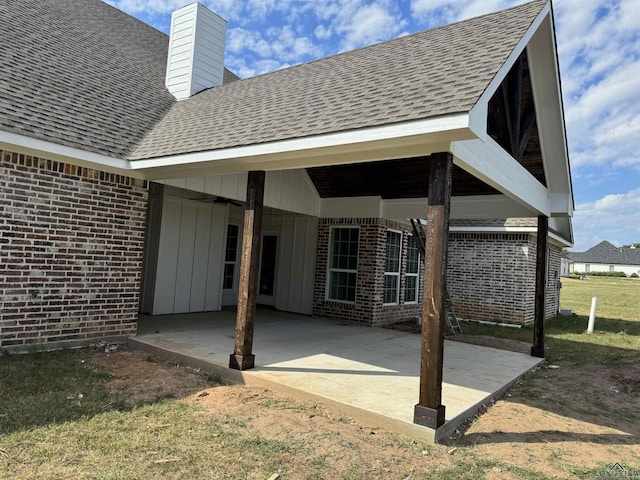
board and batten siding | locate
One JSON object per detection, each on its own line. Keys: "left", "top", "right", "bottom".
{"left": 264, "top": 213, "right": 318, "bottom": 315}
{"left": 158, "top": 169, "right": 321, "bottom": 217}
{"left": 151, "top": 191, "right": 227, "bottom": 315}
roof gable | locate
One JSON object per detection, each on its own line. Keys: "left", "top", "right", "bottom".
{"left": 130, "top": 0, "right": 548, "bottom": 160}
{"left": 569, "top": 241, "right": 640, "bottom": 266}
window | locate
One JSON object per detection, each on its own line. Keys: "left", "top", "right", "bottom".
{"left": 327, "top": 227, "right": 359, "bottom": 302}
{"left": 405, "top": 235, "right": 420, "bottom": 303}
{"left": 609, "top": 265, "right": 615, "bottom": 272}
{"left": 585, "top": 264, "right": 590, "bottom": 273}
{"left": 223, "top": 224, "right": 239, "bottom": 290}
{"left": 384, "top": 230, "right": 402, "bottom": 305}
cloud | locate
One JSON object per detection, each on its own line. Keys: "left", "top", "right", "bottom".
{"left": 555, "top": 0, "right": 640, "bottom": 172}
{"left": 572, "top": 188, "right": 640, "bottom": 250}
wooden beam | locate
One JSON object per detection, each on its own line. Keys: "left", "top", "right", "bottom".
{"left": 517, "top": 109, "right": 536, "bottom": 161}
{"left": 229, "top": 170, "right": 265, "bottom": 370}
{"left": 531, "top": 214, "right": 548, "bottom": 358}
{"left": 414, "top": 152, "right": 452, "bottom": 430}
{"left": 511, "top": 55, "right": 523, "bottom": 159}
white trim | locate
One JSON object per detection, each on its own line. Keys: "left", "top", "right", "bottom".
{"left": 326, "top": 225, "right": 360, "bottom": 304}
{"left": 0, "top": 130, "right": 134, "bottom": 175}
{"left": 450, "top": 226, "right": 536, "bottom": 233}
{"left": 383, "top": 229, "right": 402, "bottom": 306}
{"left": 404, "top": 234, "right": 420, "bottom": 305}
{"left": 468, "top": 1, "right": 551, "bottom": 140}
{"left": 130, "top": 113, "right": 473, "bottom": 172}
{"left": 451, "top": 137, "right": 550, "bottom": 216}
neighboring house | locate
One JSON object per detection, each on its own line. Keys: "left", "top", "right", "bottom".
{"left": 569, "top": 241, "right": 640, "bottom": 277}
{"left": 1, "top": 0, "right": 573, "bottom": 430}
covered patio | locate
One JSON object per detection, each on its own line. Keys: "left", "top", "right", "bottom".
{"left": 130, "top": 310, "right": 543, "bottom": 442}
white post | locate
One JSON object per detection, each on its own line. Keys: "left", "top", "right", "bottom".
{"left": 587, "top": 296, "right": 597, "bottom": 333}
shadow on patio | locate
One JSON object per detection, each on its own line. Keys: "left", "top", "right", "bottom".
{"left": 131, "top": 308, "right": 544, "bottom": 441}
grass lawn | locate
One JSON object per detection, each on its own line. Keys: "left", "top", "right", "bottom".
{"left": 461, "top": 276, "right": 640, "bottom": 365}
{"left": 0, "top": 276, "right": 638, "bottom": 479}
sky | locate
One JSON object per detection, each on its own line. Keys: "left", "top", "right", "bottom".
{"left": 106, "top": 0, "right": 640, "bottom": 252}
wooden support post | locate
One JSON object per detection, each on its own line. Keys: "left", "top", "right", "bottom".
{"left": 414, "top": 152, "right": 452, "bottom": 430}
{"left": 531, "top": 214, "right": 548, "bottom": 358}
{"left": 229, "top": 170, "right": 265, "bottom": 370}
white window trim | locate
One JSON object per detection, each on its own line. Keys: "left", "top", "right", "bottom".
{"left": 384, "top": 229, "right": 402, "bottom": 306}
{"left": 223, "top": 223, "right": 240, "bottom": 291}
{"left": 405, "top": 234, "right": 420, "bottom": 305}
{"left": 326, "top": 225, "right": 360, "bottom": 304}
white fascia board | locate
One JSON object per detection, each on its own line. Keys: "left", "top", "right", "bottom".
{"left": 527, "top": 14, "right": 574, "bottom": 205}
{"left": 468, "top": 1, "right": 551, "bottom": 139}
{"left": 0, "top": 130, "right": 137, "bottom": 177}
{"left": 381, "top": 195, "right": 536, "bottom": 219}
{"left": 451, "top": 195, "right": 537, "bottom": 219}
{"left": 550, "top": 193, "right": 573, "bottom": 217}
{"left": 451, "top": 138, "right": 550, "bottom": 216}
{"left": 131, "top": 113, "right": 473, "bottom": 177}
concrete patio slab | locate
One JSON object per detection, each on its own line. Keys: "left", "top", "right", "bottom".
{"left": 130, "top": 309, "right": 543, "bottom": 442}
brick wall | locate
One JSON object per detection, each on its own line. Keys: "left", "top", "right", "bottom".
{"left": 448, "top": 232, "right": 561, "bottom": 325}
{"left": 314, "top": 221, "right": 561, "bottom": 327}
{"left": 0, "top": 150, "right": 148, "bottom": 351}
{"left": 313, "top": 218, "right": 422, "bottom": 326}
{"left": 447, "top": 233, "right": 537, "bottom": 324}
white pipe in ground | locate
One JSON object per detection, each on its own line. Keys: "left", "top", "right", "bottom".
{"left": 587, "top": 296, "right": 598, "bottom": 333}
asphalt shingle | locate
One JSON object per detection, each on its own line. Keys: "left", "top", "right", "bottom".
{"left": 131, "top": 0, "right": 547, "bottom": 159}
{"left": 569, "top": 241, "right": 640, "bottom": 266}
{"left": 0, "top": 0, "right": 547, "bottom": 161}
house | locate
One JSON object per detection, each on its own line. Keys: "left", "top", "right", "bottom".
{"left": 569, "top": 241, "right": 640, "bottom": 277}
{"left": 0, "top": 0, "right": 573, "bottom": 430}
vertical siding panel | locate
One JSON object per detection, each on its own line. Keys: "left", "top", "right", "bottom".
{"left": 189, "top": 203, "right": 212, "bottom": 311}
{"left": 220, "top": 173, "right": 239, "bottom": 199}
{"left": 153, "top": 196, "right": 182, "bottom": 314}
{"left": 173, "top": 200, "right": 197, "bottom": 313}
{"left": 205, "top": 205, "right": 226, "bottom": 310}
{"left": 186, "top": 176, "right": 205, "bottom": 193}
{"left": 204, "top": 174, "right": 223, "bottom": 196}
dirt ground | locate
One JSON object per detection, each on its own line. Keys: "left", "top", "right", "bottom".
{"left": 89, "top": 348, "right": 640, "bottom": 479}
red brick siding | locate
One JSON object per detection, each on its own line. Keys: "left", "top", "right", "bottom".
{"left": 313, "top": 218, "right": 422, "bottom": 326}
{"left": 315, "top": 222, "right": 561, "bottom": 326}
{"left": 0, "top": 150, "right": 148, "bottom": 350}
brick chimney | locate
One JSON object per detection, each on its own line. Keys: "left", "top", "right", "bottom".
{"left": 165, "top": 3, "right": 227, "bottom": 100}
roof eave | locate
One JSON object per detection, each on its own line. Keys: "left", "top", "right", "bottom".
{"left": 128, "top": 113, "right": 476, "bottom": 179}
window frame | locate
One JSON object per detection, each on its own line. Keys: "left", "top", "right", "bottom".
{"left": 404, "top": 234, "right": 420, "bottom": 305}
{"left": 383, "top": 229, "right": 403, "bottom": 306}
{"left": 326, "top": 226, "right": 360, "bottom": 304}
{"left": 223, "top": 223, "right": 240, "bottom": 291}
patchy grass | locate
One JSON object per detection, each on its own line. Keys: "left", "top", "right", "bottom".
{"left": 0, "top": 349, "right": 129, "bottom": 435}
{"left": 1, "top": 276, "right": 639, "bottom": 479}
{"left": 461, "top": 277, "right": 640, "bottom": 366}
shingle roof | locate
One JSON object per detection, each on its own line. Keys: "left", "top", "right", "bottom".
{"left": 569, "top": 241, "right": 640, "bottom": 266}
{"left": 0, "top": 0, "right": 547, "bottom": 161}
{"left": 131, "top": 0, "right": 547, "bottom": 160}
{"left": 0, "top": 0, "right": 237, "bottom": 158}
